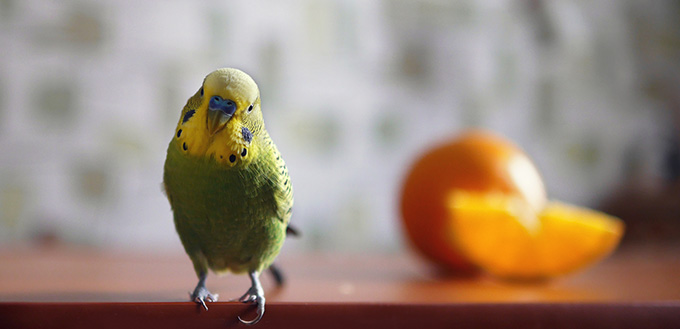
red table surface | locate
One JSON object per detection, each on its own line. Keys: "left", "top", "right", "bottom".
{"left": 0, "top": 245, "right": 678, "bottom": 328}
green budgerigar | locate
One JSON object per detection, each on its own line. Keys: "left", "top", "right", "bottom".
{"left": 163, "top": 68, "right": 294, "bottom": 325}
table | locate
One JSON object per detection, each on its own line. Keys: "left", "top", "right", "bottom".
{"left": 0, "top": 245, "right": 678, "bottom": 328}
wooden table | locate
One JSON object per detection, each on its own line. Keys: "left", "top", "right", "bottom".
{"left": 0, "top": 245, "right": 678, "bottom": 328}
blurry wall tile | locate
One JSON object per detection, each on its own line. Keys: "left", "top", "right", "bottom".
{"left": 395, "top": 40, "right": 433, "bottom": 85}
{"left": 27, "top": 3, "right": 106, "bottom": 52}
{"left": 0, "top": 180, "right": 27, "bottom": 239}
{"left": 374, "top": 110, "right": 403, "bottom": 149}
{"left": 31, "top": 79, "right": 77, "bottom": 129}
{"left": 63, "top": 6, "right": 105, "bottom": 49}
{"left": 71, "top": 160, "right": 113, "bottom": 205}
{"left": 258, "top": 40, "right": 283, "bottom": 103}
{"left": 0, "top": 0, "right": 16, "bottom": 22}
{"left": 0, "top": 73, "right": 5, "bottom": 126}
{"left": 290, "top": 109, "right": 341, "bottom": 156}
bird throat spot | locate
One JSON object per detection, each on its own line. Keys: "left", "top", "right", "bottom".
{"left": 242, "top": 127, "right": 253, "bottom": 143}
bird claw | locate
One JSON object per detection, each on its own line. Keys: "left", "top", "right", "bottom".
{"left": 238, "top": 295, "right": 265, "bottom": 325}
{"left": 189, "top": 288, "right": 218, "bottom": 311}
{"left": 196, "top": 297, "right": 209, "bottom": 311}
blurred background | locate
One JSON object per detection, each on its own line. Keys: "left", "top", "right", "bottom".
{"left": 0, "top": 0, "right": 678, "bottom": 254}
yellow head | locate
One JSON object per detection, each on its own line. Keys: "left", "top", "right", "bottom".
{"left": 173, "top": 68, "right": 265, "bottom": 166}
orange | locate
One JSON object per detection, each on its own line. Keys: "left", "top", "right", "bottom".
{"left": 399, "top": 130, "right": 546, "bottom": 272}
{"left": 448, "top": 191, "right": 624, "bottom": 279}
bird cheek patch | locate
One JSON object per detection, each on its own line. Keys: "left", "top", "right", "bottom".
{"left": 182, "top": 109, "right": 196, "bottom": 123}
{"left": 242, "top": 127, "right": 253, "bottom": 144}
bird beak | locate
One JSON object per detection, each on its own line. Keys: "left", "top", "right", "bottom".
{"left": 206, "top": 96, "right": 237, "bottom": 136}
{"left": 207, "top": 109, "right": 231, "bottom": 136}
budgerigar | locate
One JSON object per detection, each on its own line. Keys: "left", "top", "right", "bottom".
{"left": 163, "top": 68, "right": 294, "bottom": 325}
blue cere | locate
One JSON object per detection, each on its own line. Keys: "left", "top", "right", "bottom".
{"left": 209, "top": 96, "right": 236, "bottom": 116}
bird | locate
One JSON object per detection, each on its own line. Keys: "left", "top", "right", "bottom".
{"left": 163, "top": 68, "right": 294, "bottom": 325}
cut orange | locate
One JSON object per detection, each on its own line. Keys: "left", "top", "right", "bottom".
{"left": 400, "top": 130, "right": 547, "bottom": 272}
{"left": 448, "top": 191, "right": 624, "bottom": 279}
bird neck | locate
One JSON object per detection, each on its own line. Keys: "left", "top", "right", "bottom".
{"left": 170, "top": 127, "right": 267, "bottom": 169}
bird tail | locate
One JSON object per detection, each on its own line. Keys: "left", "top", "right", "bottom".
{"left": 286, "top": 225, "right": 300, "bottom": 237}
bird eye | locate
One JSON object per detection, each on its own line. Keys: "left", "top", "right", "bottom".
{"left": 247, "top": 104, "right": 254, "bottom": 113}
{"left": 200, "top": 87, "right": 204, "bottom": 96}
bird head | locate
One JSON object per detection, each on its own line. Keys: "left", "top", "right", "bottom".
{"left": 173, "top": 68, "right": 265, "bottom": 166}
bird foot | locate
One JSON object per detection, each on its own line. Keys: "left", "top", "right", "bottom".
{"left": 237, "top": 287, "right": 265, "bottom": 325}
{"left": 237, "top": 286, "right": 258, "bottom": 303}
{"left": 190, "top": 286, "right": 218, "bottom": 311}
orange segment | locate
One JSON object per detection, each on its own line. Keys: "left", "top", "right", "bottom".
{"left": 448, "top": 191, "right": 624, "bottom": 279}
{"left": 536, "top": 203, "right": 624, "bottom": 276}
